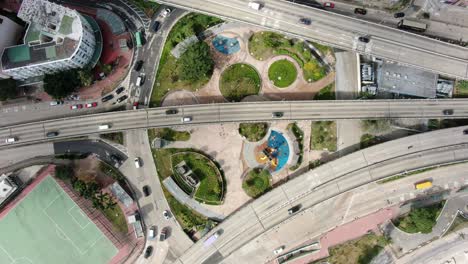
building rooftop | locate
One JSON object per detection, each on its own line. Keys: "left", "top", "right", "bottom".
{"left": 1, "top": 0, "right": 83, "bottom": 70}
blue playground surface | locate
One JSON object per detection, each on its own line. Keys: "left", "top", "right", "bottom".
{"left": 212, "top": 35, "right": 240, "bottom": 55}
{"left": 267, "top": 130, "right": 290, "bottom": 171}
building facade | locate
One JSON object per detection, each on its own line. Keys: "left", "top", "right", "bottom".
{"left": 0, "top": 0, "right": 96, "bottom": 80}
{"left": 0, "top": 14, "right": 24, "bottom": 79}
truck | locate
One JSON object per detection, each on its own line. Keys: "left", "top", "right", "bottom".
{"left": 203, "top": 230, "right": 222, "bottom": 247}
{"left": 248, "top": 1, "right": 262, "bottom": 10}
{"left": 415, "top": 180, "right": 432, "bottom": 190}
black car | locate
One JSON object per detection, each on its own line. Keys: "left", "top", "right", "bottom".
{"left": 443, "top": 109, "right": 454, "bottom": 115}
{"left": 144, "top": 246, "right": 153, "bottom": 258}
{"left": 288, "top": 204, "right": 301, "bottom": 215}
{"left": 160, "top": 227, "right": 168, "bottom": 241}
{"left": 299, "top": 18, "right": 311, "bottom": 25}
{"left": 354, "top": 8, "right": 367, "bottom": 15}
{"left": 463, "top": 129, "right": 468, "bottom": 135}
{"left": 116, "top": 95, "right": 128, "bottom": 103}
{"left": 134, "top": 60, "right": 144, "bottom": 71}
{"left": 152, "top": 21, "right": 160, "bottom": 32}
{"left": 165, "top": 109, "right": 179, "bottom": 115}
{"left": 101, "top": 94, "right": 114, "bottom": 102}
{"left": 358, "top": 36, "right": 370, "bottom": 43}
{"left": 115, "top": 87, "right": 125, "bottom": 94}
{"left": 272, "top": 112, "right": 284, "bottom": 118}
{"left": 394, "top": 12, "right": 405, "bottom": 18}
{"left": 46, "top": 131, "right": 59, "bottom": 137}
{"left": 143, "top": 185, "right": 151, "bottom": 197}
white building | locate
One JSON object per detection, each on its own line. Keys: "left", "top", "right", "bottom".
{"left": 0, "top": 15, "right": 24, "bottom": 79}
{"left": 1, "top": 0, "right": 97, "bottom": 80}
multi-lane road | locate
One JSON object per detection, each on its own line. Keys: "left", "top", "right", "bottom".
{"left": 156, "top": 0, "right": 468, "bottom": 79}
{"left": 173, "top": 125, "right": 468, "bottom": 264}
{"left": 2, "top": 99, "right": 468, "bottom": 148}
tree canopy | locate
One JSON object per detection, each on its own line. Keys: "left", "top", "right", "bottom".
{"left": 43, "top": 69, "right": 81, "bottom": 99}
{"left": 0, "top": 78, "right": 17, "bottom": 101}
{"left": 179, "top": 42, "right": 214, "bottom": 82}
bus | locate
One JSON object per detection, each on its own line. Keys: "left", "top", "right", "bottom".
{"left": 135, "top": 31, "right": 142, "bottom": 48}
{"left": 414, "top": 180, "right": 432, "bottom": 190}
{"left": 397, "top": 19, "right": 427, "bottom": 33}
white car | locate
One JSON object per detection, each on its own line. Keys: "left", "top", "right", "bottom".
{"left": 134, "top": 157, "right": 141, "bottom": 168}
{"left": 273, "top": 246, "right": 285, "bottom": 255}
{"left": 163, "top": 210, "right": 171, "bottom": 220}
{"left": 161, "top": 8, "right": 172, "bottom": 17}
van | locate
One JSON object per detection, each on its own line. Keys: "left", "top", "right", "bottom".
{"left": 98, "top": 124, "right": 110, "bottom": 130}
{"left": 5, "top": 137, "right": 17, "bottom": 143}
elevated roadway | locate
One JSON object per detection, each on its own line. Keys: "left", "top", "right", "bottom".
{"left": 2, "top": 99, "right": 468, "bottom": 148}
{"left": 155, "top": 0, "right": 468, "bottom": 79}
{"left": 174, "top": 125, "right": 468, "bottom": 264}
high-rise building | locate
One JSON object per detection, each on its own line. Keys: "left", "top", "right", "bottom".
{"left": 0, "top": 0, "right": 97, "bottom": 80}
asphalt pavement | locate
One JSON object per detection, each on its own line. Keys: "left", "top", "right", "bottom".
{"left": 54, "top": 139, "right": 128, "bottom": 165}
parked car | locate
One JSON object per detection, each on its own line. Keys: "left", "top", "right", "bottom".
{"left": 115, "top": 87, "right": 125, "bottom": 94}
{"left": 85, "top": 102, "right": 98, "bottom": 108}
{"left": 70, "top": 104, "right": 83, "bottom": 110}
{"left": 165, "top": 109, "right": 178, "bottom": 115}
{"left": 160, "top": 227, "right": 168, "bottom": 241}
{"left": 163, "top": 210, "right": 171, "bottom": 220}
{"left": 299, "top": 18, "right": 312, "bottom": 25}
{"left": 101, "top": 94, "right": 114, "bottom": 102}
{"left": 272, "top": 112, "right": 284, "bottom": 118}
{"left": 358, "top": 36, "right": 370, "bottom": 43}
{"left": 394, "top": 12, "right": 405, "bottom": 18}
{"left": 116, "top": 95, "right": 128, "bottom": 103}
{"left": 354, "top": 8, "right": 367, "bottom": 15}
{"left": 143, "top": 185, "right": 151, "bottom": 197}
{"left": 152, "top": 21, "right": 160, "bottom": 32}
{"left": 134, "top": 60, "right": 143, "bottom": 71}
{"left": 144, "top": 246, "right": 153, "bottom": 258}
{"left": 161, "top": 8, "right": 172, "bottom": 18}
{"left": 46, "top": 131, "right": 59, "bottom": 137}
{"left": 273, "top": 246, "right": 285, "bottom": 255}
{"left": 288, "top": 204, "right": 301, "bottom": 215}
{"left": 148, "top": 226, "right": 157, "bottom": 240}
{"left": 323, "top": 2, "right": 334, "bottom": 8}
{"left": 443, "top": 109, "right": 454, "bottom": 115}
{"left": 134, "top": 157, "right": 141, "bottom": 168}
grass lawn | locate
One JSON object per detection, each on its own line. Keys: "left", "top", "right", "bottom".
{"left": 311, "top": 121, "right": 337, "bottom": 151}
{"left": 393, "top": 201, "right": 445, "bottom": 234}
{"left": 454, "top": 80, "right": 468, "bottom": 98}
{"left": 288, "top": 122, "right": 304, "bottom": 170}
{"left": 172, "top": 152, "right": 223, "bottom": 203}
{"left": 314, "top": 82, "right": 336, "bottom": 100}
{"left": 102, "top": 204, "right": 128, "bottom": 233}
{"left": 249, "top": 31, "right": 328, "bottom": 82}
{"left": 323, "top": 233, "right": 390, "bottom": 264}
{"left": 150, "top": 14, "right": 223, "bottom": 106}
{"left": 239, "top": 122, "right": 269, "bottom": 142}
{"left": 220, "top": 63, "right": 261, "bottom": 101}
{"left": 100, "top": 132, "right": 124, "bottom": 145}
{"left": 242, "top": 168, "right": 271, "bottom": 198}
{"left": 268, "top": 59, "right": 297, "bottom": 88}
{"left": 148, "top": 128, "right": 190, "bottom": 142}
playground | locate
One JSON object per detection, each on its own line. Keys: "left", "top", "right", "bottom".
{"left": 0, "top": 176, "right": 117, "bottom": 264}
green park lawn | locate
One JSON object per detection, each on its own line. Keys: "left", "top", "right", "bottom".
{"left": 239, "top": 122, "right": 269, "bottom": 142}
{"left": 268, "top": 59, "right": 297, "bottom": 88}
{"left": 220, "top": 63, "right": 261, "bottom": 101}
{"left": 311, "top": 121, "right": 337, "bottom": 151}
{"left": 242, "top": 168, "right": 271, "bottom": 198}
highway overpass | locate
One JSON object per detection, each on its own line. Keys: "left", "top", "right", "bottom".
{"left": 155, "top": 0, "right": 468, "bottom": 79}
{"left": 173, "top": 125, "right": 468, "bottom": 264}
{"left": 2, "top": 99, "right": 468, "bottom": 148}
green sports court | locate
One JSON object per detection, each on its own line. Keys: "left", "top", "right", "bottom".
{"left": 0, "top": 176, "right": 117, "bottom": 264}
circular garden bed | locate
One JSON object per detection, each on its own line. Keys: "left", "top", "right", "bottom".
{"left": 242, "top": 168, "right": 271, "bottom": 198}
{"left": 268, "top": 59, "right": 297, "bottom": 88}
{"left": 220, "top": 63, "right": 261, "bottom": 102}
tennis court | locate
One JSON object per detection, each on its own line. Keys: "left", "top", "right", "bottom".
{"left": 0, "top": 176, "right": 117, "bottom": 264}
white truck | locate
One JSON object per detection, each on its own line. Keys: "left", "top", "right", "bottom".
{"left": 248, "top": 1, "right": 262, "bottom": 10}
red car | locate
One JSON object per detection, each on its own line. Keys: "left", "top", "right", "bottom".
{"left": 85, "top": 102, "right": 98, "bottom": 108}
{"left": 70, "top": 104, "right": 83, "bottom": 110}
{"left": 323, "top": 2, "right": 334, "bottom": 8}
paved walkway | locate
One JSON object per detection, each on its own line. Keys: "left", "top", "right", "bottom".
{"left": 163, "top": 177, "right": 225, "bottom": 221}
{"left": 385, "top": 193, "right": 468, "bottom": 255}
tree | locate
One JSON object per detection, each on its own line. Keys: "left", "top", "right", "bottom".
{"left": 78, "top": 69, "right": 93, "bottom": 87}
{"left": 55, "top": 165, "right": 74, "bottom": 181}
{"left": 361, "top": 119, "right": 391, "bottom": 134}
{"left": 179, "top": 42, "right": 214, "bottom": 82}
{"left": 72, "top": 180, "right": 87, "bottom": 196}
{"left": 43, "top": 69, "right": 81, "bottom": 99}
{"left": 0, "top": 78, "right": 17, "bottom": 101}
